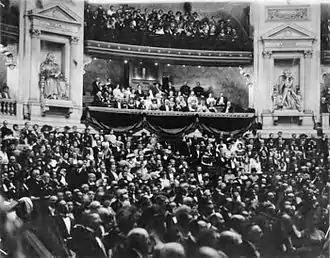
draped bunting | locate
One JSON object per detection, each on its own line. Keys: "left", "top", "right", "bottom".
{"left": 86, "top": 107, "right": 255, "bottom": 137}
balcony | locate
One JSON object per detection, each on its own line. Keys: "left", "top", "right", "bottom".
{"left": 0, "top": 22, "right": 19, "bottom": 43}
{"left": 0, "top": 99, "right": 17, "bottom": 117}
{"left": 84, "top": 40, "right": 253, "bottom": 66}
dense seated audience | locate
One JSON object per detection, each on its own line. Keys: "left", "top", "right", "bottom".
{"left": 0, "top": 120, "right": 329, "bottom": 258}
{"left": 84, "top": 4, "right": 252, "bottom": 51}
{"left": 92, "top": 78, "right": 239, "bottom": 113}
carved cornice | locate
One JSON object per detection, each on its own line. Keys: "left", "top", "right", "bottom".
{"left": 84, "top": 40, "right": 254, "bottom": 66}
{"left": 262, "top": 50, "right": 272, "bottom": 59}
{"left": 30, "top": 28, "right": 41, "bottom": 38}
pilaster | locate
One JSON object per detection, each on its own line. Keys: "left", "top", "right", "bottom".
{"left": 29, "top": 29, "right": 41, "bottom": 104}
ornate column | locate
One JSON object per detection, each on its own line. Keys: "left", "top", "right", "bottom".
{"left": 262, "top": 50, "right": 273, "bottom": 111}
{"left": 303, "top": 50, "right": 313, "bottom": 112}
{"left": 69, "top": 36, "right": 80, "bottom": 105}
{"left": 29, "top": 29, "right": 41, "bottom": 103}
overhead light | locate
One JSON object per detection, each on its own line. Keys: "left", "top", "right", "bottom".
{"left": 167, "top": 64, "right": 171, "bottom": 67}
{"left": 182, "top": 65, "right": 186, "bottom": 67}
{"left": 93, "top": 57, "right": 97, "bottom": 60}
{"left": 140, "top": 61, "right": 143, "bottom": 64}
{"left": 109, "top": 59, "right": 112, "bottom": 62}
{"left": 155, "top": 62, "right": 158, "bottom": 66}
{"left": 198, "top": 65, "right": 201, "bottom": 68}
{"left": 124, "top": 60, "right": 128, "bottom": 64}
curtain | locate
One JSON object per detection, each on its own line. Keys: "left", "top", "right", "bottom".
{"left": 87, "top": 107, "right": 255, "bottom": 136}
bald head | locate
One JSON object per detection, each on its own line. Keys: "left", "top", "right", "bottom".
{"left": 198, "top": 246, "right": 228, "bottom": 258}
{"left": 155, "top": 242, "right": 185, "bottom": 258}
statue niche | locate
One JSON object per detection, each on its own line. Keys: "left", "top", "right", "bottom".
{"left": 271, "top": 69, "right": 302, "bottom": 112}
{"left": 39, "top": 52, "right": 69, "bottom": 100}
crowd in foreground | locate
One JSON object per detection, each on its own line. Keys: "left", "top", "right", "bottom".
{"left": 0, "top": 120, "right": 329, "bottom": 258}
{"left": 84, "top": 4, "right": 251, "bottom": 51}
{"left": 92, "top": 78, "right": 240, "bottom": 113}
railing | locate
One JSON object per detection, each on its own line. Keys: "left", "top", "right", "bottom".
{"left": 0, "top": 99, "right": 17, "bottom": 116}
{"left": 0, "top": 22, "right": 19, "bottom": 42}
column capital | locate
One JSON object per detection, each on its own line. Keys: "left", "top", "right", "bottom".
{"left": 262, "top": 50, "right": 272, "bottom": 59}
{"left": 70, "top": 36, "right": 79, "bottom": 44}
{"left": 30, "top": 28, "right": 41, "bottom": 38}
{"left": 303, "top": 50, "right": 313, "bottom": 58}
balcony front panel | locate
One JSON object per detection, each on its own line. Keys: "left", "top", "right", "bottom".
{"left": 84, "top": 40, "right": 253, "bottom": 66}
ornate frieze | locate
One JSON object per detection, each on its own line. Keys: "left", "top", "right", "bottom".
{"left": 266, "top": 6, "right": 310, "bottom": 21}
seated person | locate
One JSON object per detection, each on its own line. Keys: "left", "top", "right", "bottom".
{"left": 208, "top": 101, "right": 217, "bottom": 113}
{"left": 149, "top": 98, "right": 159, "bottom": 110}
{"left": 95, "top": 90, "right": 104, "bottom": 104}
{"left": 160, "top": 99, "right": 173, "bottom": 111}
{"left": 187, "top": 92, "right": 198, "bottom": 112}
{"left": 113, "top": 84, "right": 123, "bottom": 100}
{"left": 217, "top": 92, "right": 228, "bottom": 112}
{"left": 225, "top": 101, "right": 234, "bottom": 113}
{"left": 127, "top": 98, "right": 136, "bottom": 109}
{"left": 197, "top": 97, "right": 208, "bottom": 112}
{"left": 134, "top": 84, "right": 145, "bottom": 98}
{"left": 206, "top": 92, "right": 216, "bottom": 107}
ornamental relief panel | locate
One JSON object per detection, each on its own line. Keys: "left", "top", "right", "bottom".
{"left": 266, "top": 6, "right": 310, "bottom": 21}
{"left": 32, "top": 19, "right": 79, "bottom": 35}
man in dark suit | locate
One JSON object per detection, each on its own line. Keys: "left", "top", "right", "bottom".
{"left": 55, "top": 200, "right": 75, "bottom": 244}
{"left": 70, "top": 213, "right": 108, "bottom": 258}
{"left": 92, "top": 77, "right": 102, "bottom": 100}
{"left": 134, "top": 84, "right": 145, "bottom": 98}
{"left": 0, "top": 120, "right": 13, "bottom": 138}
{"left": 193, "top": 81, "right": 205, "bottom": 98}
{"left": 26, "top": 168, "right": 42, "bottom": 197}
{"left": 180, "top": 81, "right": 191, "bottom": 98}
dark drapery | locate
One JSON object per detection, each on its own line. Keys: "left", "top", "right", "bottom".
{"left": 87, "top": 107, "right": 255, "bottom": 137}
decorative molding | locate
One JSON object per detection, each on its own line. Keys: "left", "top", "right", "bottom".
{"left": 239, "top": 66, "right": 254, "bottom": 88}
{"left": 30, "top": 28, "right": 41, "bottom": 38}
{"left": 261, "top": 23, "right": 316, "bottom": 41}
{"left": 28, "top": 2, "right": 82, "bottom": 24}
{"left": 266, "top": 5, "right": 310, "bottom": 21}
{"left": 303, "top": 50, "right": 313, "bottom": 58}
{"left": 88, "top": 106, "right": 255, "bottom": 118}
{"left": 262, "top": 50, "right": 272, "bottom": 58}
{"left": 84, "top": 40, "right": 254, "bottom": 66}
{"left": 70, "top": 36, "right": 79, "bottom": 44}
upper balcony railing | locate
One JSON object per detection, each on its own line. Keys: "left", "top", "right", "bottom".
{"left": 0, "top": 22, "right": 19, "bottom": 43}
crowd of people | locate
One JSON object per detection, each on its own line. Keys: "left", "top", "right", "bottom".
{"left": 92, "top": 78, "right": 239, "bottom": 113}
{"left": 84, "top": 4, "right": 252, "bottom": 51}
{"left": 0, "top": 119, "right": 329, "bottom": 258}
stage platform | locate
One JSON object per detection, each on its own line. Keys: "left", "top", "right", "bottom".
{"left": 86, "top": 106, "right": 256, "bottom": 137}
